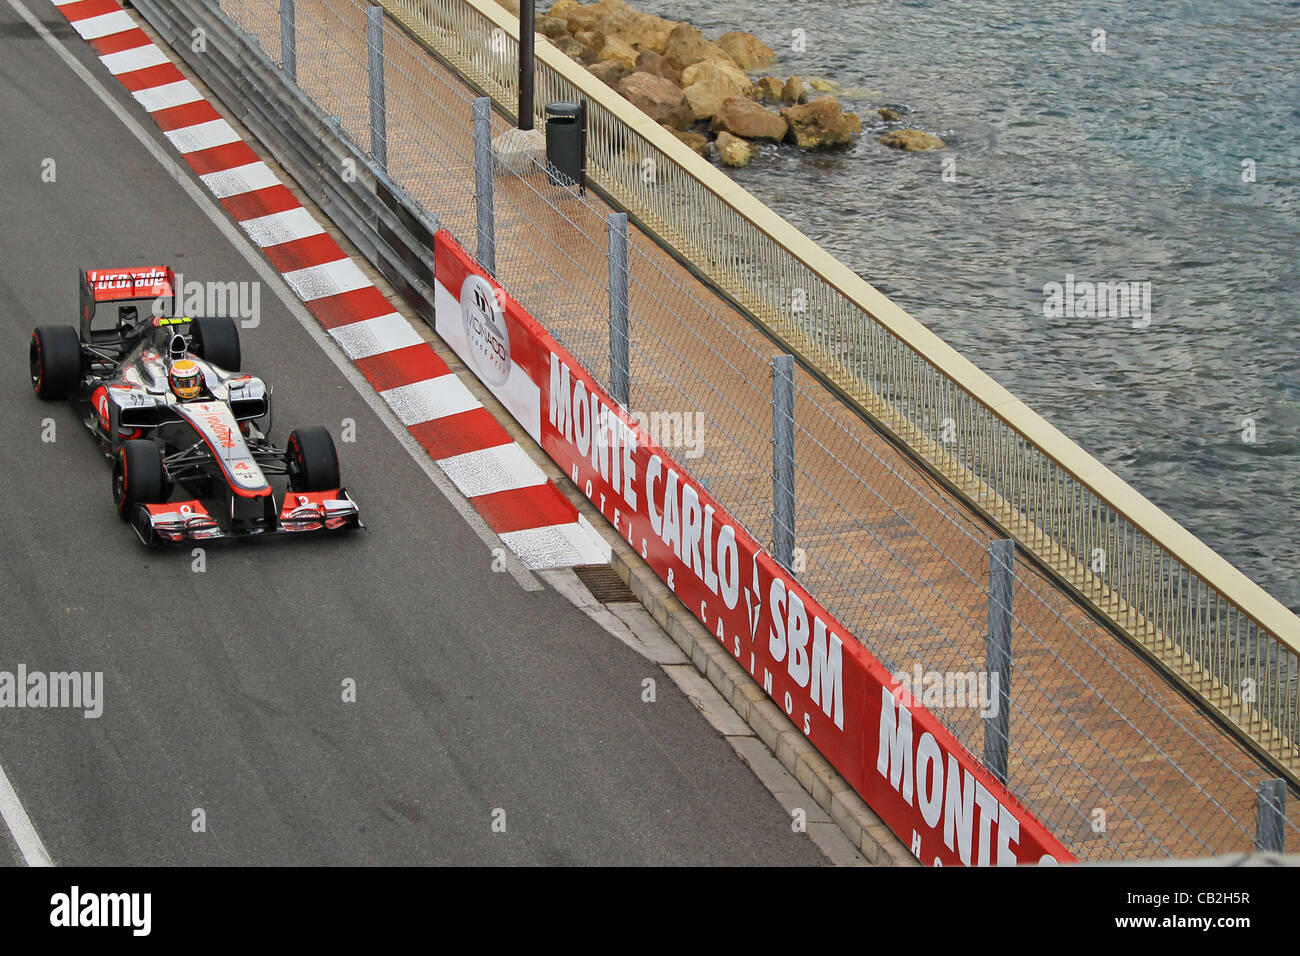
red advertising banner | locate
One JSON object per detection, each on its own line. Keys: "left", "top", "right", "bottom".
{"left": 434, "top": 229, "right": 1075, "bottom": 865}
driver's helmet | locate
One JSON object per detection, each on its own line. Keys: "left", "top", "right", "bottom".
{"left": 168, "top": 359, "right": 203, "bottom": 401}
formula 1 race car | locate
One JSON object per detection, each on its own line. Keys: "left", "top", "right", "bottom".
{"left": 29, "top": 265, "right": 361, "bottom": 545}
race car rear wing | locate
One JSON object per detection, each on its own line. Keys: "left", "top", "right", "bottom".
{"left": 79, "top": 266, "right": 176, "bottom": 342}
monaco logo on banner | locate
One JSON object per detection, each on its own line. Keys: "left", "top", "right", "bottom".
{"left": 433, "top": 229, "right": 1075, "bottom": 865}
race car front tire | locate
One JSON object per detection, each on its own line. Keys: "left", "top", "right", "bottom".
{"left": 113, "top": 440, "right": 166, "bottom": 520}
{"left": 287, "top": 427, "right": 340, "bottom": 492}
{"left": 30, "top": 325, "right": 82, "bottom": 399}
{"left": 190, "top": 316, "right": 241, "bottom": 373}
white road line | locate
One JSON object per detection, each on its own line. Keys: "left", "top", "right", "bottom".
{"left": 379, "top": 374, "right": 481, "bottom": 426}
{"left": 0, "top": 760, "right": 53, "bottom": 867}
{"left": 199, "top": 161, "right": 280, "bottom": 198}
{"left": 238, "top": 206, "right": 325, "bottom": 248}
{"left": 438, "top": 443, "right": 548, "bottom": 498}
{"left": 329, "top": 312, "right": 425, "bottom": 360}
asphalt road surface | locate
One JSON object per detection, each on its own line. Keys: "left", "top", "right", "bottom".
{"left": 0, "top": 1, "right": 826, "bottom": 865}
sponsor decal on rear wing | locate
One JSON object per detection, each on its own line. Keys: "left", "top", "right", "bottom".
{"left": 83, "top": 266, "right": 174, "bottom": 303}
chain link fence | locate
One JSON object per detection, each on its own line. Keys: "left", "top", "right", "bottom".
{"left": 205, "top": 0, "right": 1298, "bottom": 860}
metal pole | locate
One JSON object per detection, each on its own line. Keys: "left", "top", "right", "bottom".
{"left": 608, "top": 212, "right": 629, "bottom": 407}
{"left": 578, "top": 98, "right": 588, "bottom": 196}
{"left": 279, "top": 0, "right": 296, "bottom": 81}
{"left": 1256, "top": 778, "right": 1286, "bottom": 853}
{"left": 984, "top": 539, "right": 1014, "bottom": 785}
{"left": 473, "top": 97, "right": 496, "bottom": 276}
{"left": 771, "top": 355, "right": 795, "bottom": 571}
{"left": 366, "top": 6, "right": 387, "bottom": 172}
{"left": 518, "top": 0, "right": 535, "bottom": 130}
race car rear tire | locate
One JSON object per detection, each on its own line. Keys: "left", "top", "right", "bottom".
{"left": 287, "top": 427, "right": 340, "bottom": 492}
{"left": 113, "top": 440, "right": 166, "bottom": 521}
{"left": 190, "top": 316, "right": 241, "bottom": 372}
{"left": 30, "top": 325, "right": 82, "bottom": 399}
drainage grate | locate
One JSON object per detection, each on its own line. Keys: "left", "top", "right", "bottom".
{"left": 573, "top": 564, "right": 637, "bottom": 604}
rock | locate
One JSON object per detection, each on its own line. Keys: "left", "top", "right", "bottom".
{"left": 634, "top": 50, "right": 681, "bottom": 85}
{"left": 681, "top": 58, "right": 754, "bottom": 120}
{"left": 715, "top": 131, "right": 754, "bottom": 167}
{"left": 879, "top": 128, "right": 945, "bottom": 151}
{"left": 780, "top": 75, "right": 806, "bottom": 105}
{"left": 808, "top": 78, "right": 835, "bottom": 92}
{"left": 710, "top": 96, "right": 787, "bottom": 142}
{"left": 663, "top": 22, "right": 735, "bottom": 72}
{"left": 780, "top": 97, "right": 862, "bottom": 149}
{"left": 756, "top": 76, "right": 784, "bottom": 103}
{"left": 878, "top": 106, "right": 902, "bottom": 122}
{"left": 598, "top": 35, "right": 639, "bottom": 68}
{"left": 550, "top": 0, "right": 678, "bottom": 55}
{"left": 548, "top": 0, "right": 610, "bottom": 35}
{"left": 663, "top": 124, "right": 711, "bottom": 157}
{"left": 537, "top": 15, "right": 570, "bottom": 40}
{"left": 616, "top": 71, "right": 693, "bottom": 130}
{"left": 573, "top": 28, "right": 604, "bottom": 56}
{"left": 497, "top": 0, "right": 521, "bottom": 14}
{"left": 717, "top": 31, "right": 777, "bottom": 70}
{"left": 589, "top": 59, "right": 631, "bottom": 88}
{"left": 550, "top": 35, "right": 589, "bottom": 61}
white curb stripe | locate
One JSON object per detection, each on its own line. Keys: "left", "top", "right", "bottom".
{"left": 329, "top": 312, "right": 425, "bottom": 360}
{"left": 71, "top": 9, "right": 135, "bottom": 39}
{"left": 380, "top": 373, "right": 482, "bottom": 426}
{"left": 199, "top": 161, "right": 280, "bottom": 198}
{"left": 132, "top": 78, "right": 203, "bottom": 112}
{"left": 500, "top": 520, "right": 613, "bottom": 570}
{"left": 281, "top": 259, "right": 372, "bottom": 301}
{"left": 438, "top": 442, "right": 548, "bottom": 498}
{"left": 238, "top": 206, "right": 325, "bottom": 248}
{"left": 100, "top": 42, "right": 168, "bottom": 75}
{"left": 164, "top": 118, "right": 241, "bottom": 154}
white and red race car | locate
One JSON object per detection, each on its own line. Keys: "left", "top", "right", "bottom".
{"left": 29, "top": 265, "right": 361, "bottom": 545}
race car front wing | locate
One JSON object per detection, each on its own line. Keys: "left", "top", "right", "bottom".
{"left": 132, "top": 489, "right": 361, "bottom": 544}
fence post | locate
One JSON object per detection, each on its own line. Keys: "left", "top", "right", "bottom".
{"left": 985, "top": 539, "right": 1014, "bottom": 785}
{"left": 473, "top": 97, "right": 496, "bottom": 276}
{"left": 1255, "top": 778, "right": 1286, "bottom": 853}
{"left": 366, "top": 6, "right": 387, "bottom": 172}
{"left": 772, "top": 354, "right": 795, "bottom": 571}
{"left": 279, "top": 0, "right": 296, "bottom": 81}
{"left": 608, "top": 212, "right": 630, "bottom": 407}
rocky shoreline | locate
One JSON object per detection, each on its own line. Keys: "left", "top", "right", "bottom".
{"left": 500, "top": 0, "right": 945, "bottom": 167}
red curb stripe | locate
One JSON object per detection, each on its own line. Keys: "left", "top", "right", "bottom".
{"left": 115, "top": 62, "right": 185, "bottom": 92}
{"left": 62, "top": 0, "right": 121, "bottom": 21}
{"left": 263, "top": 233, "right": 345, "bottom": 273}
{"left": 354, "top": 344, "right": 450, "bottom": 392}
{"left": 409, "top": 407, "right": 511, "bottom": 461}
{"left": 307, "top": 286, "right": 397, "bottom": 330}
{"left": 220, "top": 184, "right": 301, "bottom": 222}
{"left": 89, "top": 28, "right": 151, "bottom": 57}
{"left": 181, "top": 140, "right": 260, "bottom": 176}
{"left": 151, "top": 99, "right": 222, "bottom": 132}
{"left": 470, "top": 482, "right": 580, "bottom": 535}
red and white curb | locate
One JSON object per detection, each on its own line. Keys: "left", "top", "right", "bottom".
{"left": 54, "top": 0, "right": 609, "bottom": 570}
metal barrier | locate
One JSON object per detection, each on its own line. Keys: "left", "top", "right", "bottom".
{"left": 153, "top": 0, "right": 1300, "bottom": 859}
{"left": 376, "top": 0, "right": 1300, "bottom": 785}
